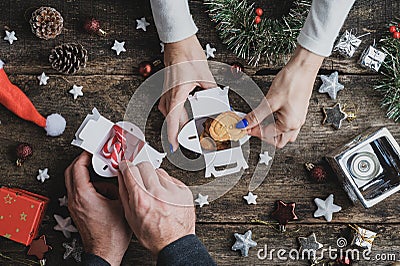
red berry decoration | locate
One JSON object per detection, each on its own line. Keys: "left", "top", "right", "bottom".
{"left": 393, "top": 31, "right": 400, "bottom": 39}
{"left": 16, "top": 143, "right": 33, "bottom": 167}
{"left": 84, "top": 18, "right": 106, "bottom": 36}
{"left": 230, "top": 62, "right": 244, "bottom": 79}
{"left": 138, "top": 61, "right": 152, "bottom": 78}
{"left": 255, "top": 8, "right": 263, "bottom": 16}
{"left": 305, "top": 162, "right": 327, "bottom": 182}
{"left": 254, "top": 16, "right": 261, "bottom": 24}
{"left": 389, "top": 25, "right": 397, "bottom": 33}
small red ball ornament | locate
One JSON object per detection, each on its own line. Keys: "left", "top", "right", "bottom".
{"left": 16, "top": 143, "right": 33, "bottom": 166}
{"left": 305, "top": 162, "right": 327, "bottom": 182}
{"left": 138, "top": 61, "right": 152, "bottom": 77}
{"left": 254, "top": 16, "right": 261, "bottom": 24}
{"left": 84, "top": 18, "right": 106, "bottom": 36}
{"left": 389, "top": 26, "right": 397, "bottom": 33}
{"left": 255, "top": 8, "right": 263, "bottom": 16}
{"left": 394, "top": 31, "right": 400, "bottom": 39}
{"left": 230, "top": 62, "right": 244, "bottom": 79}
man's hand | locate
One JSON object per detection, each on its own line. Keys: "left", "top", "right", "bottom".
{"left": 118, "top": 161, "right": 195, "bottom": 255}
{"left": 237, "top": 45, "right": 324, "bottom": 148}
{"left": 65, "top": 152, "right": 132, "bottom": 266}
{"left": 159, "top": 35, "right": 216, "bottom": 152}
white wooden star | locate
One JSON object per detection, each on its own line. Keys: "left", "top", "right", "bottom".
{"left": 54, "top": 214, "right": 78, "bottom": 238}
{"left": 58, "top": 195, "right": 68, "bottom": 207}
{"left": 314, "top": 194, "right": 342, "bottom": 222}
{"left": 232, "top": 230, "right": 257, "bottom": 257}
{"left": 318, "top": 71, "right": 344, "bottom": 100}
{"left": 69, "top": 85, "right": 83, "bottom": 100}
{"left": 160, "top": 42, "right": 164, "bottom": 53}
{"left": 111, "top": 40, "right": 126, "bottom": 55}
{"left": 0, "top": 59, "right": 4, "bottom": 69}
{"left": 37, "top": 168, "right": 50, "bottom": 183}
{"left": 205, "top": 44, "right": 216, "bottom": 59}
{"left": 4, "top": 30, "right": 17, "bottom": 44}
{"left": 194, "top": 193, "right": 209, "bottom": 207}
{"left": 243, "top": 192, "right": 257, "bottom": 205}
{"left": 259, "top": 151, "right": 273, "bottom": 166}
{"left": 38, "top": 72, "right": 49, "bottom": 86}
{"left": 136, "top": 17, "right": 150, "bottom": 31}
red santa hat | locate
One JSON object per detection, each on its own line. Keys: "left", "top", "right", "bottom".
{"left": 0, "top": 60, "right": 66, "bottom": 136}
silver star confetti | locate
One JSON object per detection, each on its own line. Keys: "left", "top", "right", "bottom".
{"left": 136, "top": 17, "right": 150, "bottom": 31}
{"left": 37, "top": 168, "right": 50, "bottom": 183}
{"left": 322, "top": 103, "right": 348, "bottom": 129}
{"left": 243, "top": 192, "right": 257, "bottom": 205}
{"left": 259, "top": 151, "right": 273, "bottom": 166}
{"left": 54, "top": 214, "right": 78, "bottom": 238}
{"left": 63, "top": 239, "right": 83, "bottom": 262}
{"left": 111, "top": 40, "right": 126, "bottom": 55}
{"left": 205, "top": 44, "right": 216, "bottom": 59}
{"left": 298, "top": 233, "right": 323, "bottom": 252}
{"left": 194, "top": 193, "right": 209, "bottom": 207}
{"left": 38, "top": 72, "right": 49, "bottom": 86}
{"left": 232, "top": 230, "right": 257, "bottom": 257}
{"left": 314, "top": 194, "right": 342, "bottom": 222}
{"left": 58, "top": 195, "right": 68, "bottom": 207}
{"left": 4, "top": 30, "right": 17, "bottom": 44}
{"left": 318, "top": 71, "right": 344, "bottom": 100}
{"left": 69, "top": 85, "right": 83, "bottom": 100}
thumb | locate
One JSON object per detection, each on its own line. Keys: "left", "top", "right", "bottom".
{"left": 236, "top": 97, "right": 277, "bottom": 129}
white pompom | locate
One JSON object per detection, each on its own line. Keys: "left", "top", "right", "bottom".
{"left": 45, "top": 113, "right": 66, "bottom": 137}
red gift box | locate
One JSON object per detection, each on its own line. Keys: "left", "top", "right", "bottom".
{"left": 0, "top": 187, "right": 49, "bottom": 246}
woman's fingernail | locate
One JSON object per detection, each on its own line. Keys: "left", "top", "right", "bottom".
{"left": 169, "top": 143, "right": 174, "bottom": 153}
{"left": 236, "top": 119, "right": 248, "bottom": 129}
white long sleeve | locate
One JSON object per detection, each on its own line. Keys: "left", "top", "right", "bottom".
{"left": 297, "top": 0, "right": 356, "bottom": 57}
{"left": 150, "top": 0, "right": 198, "bottom": 43}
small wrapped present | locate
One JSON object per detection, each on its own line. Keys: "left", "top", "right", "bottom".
{"left": 0, "top": 187, "right": 49, "bottom": 246}
{"left": 350, "top": 224, "right": 377, "bottom": 250}
{"left": 359, "top": 45, "right": 387, "bottom": 72}
{"left": 334, "top": 30, "right": 362, "bottom": 57}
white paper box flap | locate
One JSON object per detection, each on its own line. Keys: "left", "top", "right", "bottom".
{"left": 178, "top": 120, "right": 202, "bottom": 154}
{"left": 203, "top": 147, "right": 248, "bottom": 177}
{"left": 188, "top": 87, "right": 230, "bottom": 119}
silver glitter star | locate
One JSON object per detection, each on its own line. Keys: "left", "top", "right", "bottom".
{"left": 58, "top": 195, "right": 68, "bottom": 207}
{"left": 136, "top": 17, "right": 150, "bottom": 31}
{"left": 322, "top": 103, "right": 348, "bottom": 129}
{"left": 243, "top": 192, "right": 257, "bottom": 205}
{"left": 318, "top": 71, "right": 344, "bottom": 100}
{"left": 111, "top": 40, "right": 126, "bottom": 55}
{"left": 54, "top": 214, "right": 78, "bottom": 238}
{"left": 63, "top": 239, "right": 83, "bottom": 262}
{"left": 194, "top": 193, "right": 209, "bottom": 208}
{"left": 314, "top": 194, "right": 342, "bottom": 222}
{"left": 232, "top": 230, "right": 257, "bottom": 257}
{"left": 37, "top": 168, "right": 50, "bottom": 183}
{"left": 298, "top": 233, "right": 323, "bottom": 252}
{"left": 4, "top": 30, "right": 17, "bottom": 44}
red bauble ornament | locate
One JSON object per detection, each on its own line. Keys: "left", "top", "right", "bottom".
{"left": 230, "top": 62, "right": 244, "bottom": 79}
{"left": 255, "top": 8, "right": 263, "bottom": 16}
{"left": 389, "top": 26, "right": 397, "bottom": 33}
{"left": 305, "top": 162, "right": 327, "bottom": 182}
{"left": 16, "top": 143, "right": 33, "bottom": 167}
{"left": 138, "top": 61, "right": 152, "bottom": 77}
{"left": 84, "top": 18, "right": 106, "bottom": 36}
{"left": 254, "top": 16, "right": 261, "bottom": 24}
{"left": 393, "top": 31, "right": 400, "bottom": 39}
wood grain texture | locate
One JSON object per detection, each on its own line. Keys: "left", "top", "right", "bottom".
{"left": 0, "top": 0, "right": 400, "bottom": 265}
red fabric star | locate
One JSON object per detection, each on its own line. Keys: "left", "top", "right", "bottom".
{"left": 271, "top": 200, "right": 298, "bottom": 226}
{"left": 27, "top": 235, "right": 52, "bottom": 260}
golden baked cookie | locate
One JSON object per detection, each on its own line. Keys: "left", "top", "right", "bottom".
{"left": 209, "top": 111, "right": 247, "bottom": 141}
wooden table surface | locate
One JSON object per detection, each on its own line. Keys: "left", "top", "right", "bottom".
{"left": 1, "top": 0, "right": 400, "bottom": 265}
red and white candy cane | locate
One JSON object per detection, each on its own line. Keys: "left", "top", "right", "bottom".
{"left": 102, "top": 125, "right": 126, "bottom": 169}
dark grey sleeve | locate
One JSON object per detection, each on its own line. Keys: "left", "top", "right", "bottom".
{"left": 83, "top": 253, "right": 111, "bottom": 266}
{"left": 157, "top": 234, "right": 216, "bottom": 266}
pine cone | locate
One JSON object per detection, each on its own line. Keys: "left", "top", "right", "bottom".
{"left": 30, "top": 7, "right": 64, "bottom": 40}
{"left": 49, "top": 43, "right": 88, "bottom": 74}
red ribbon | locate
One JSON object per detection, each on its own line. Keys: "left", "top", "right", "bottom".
{"left": 102, "top": 125, "right": 126, "bottom": 169}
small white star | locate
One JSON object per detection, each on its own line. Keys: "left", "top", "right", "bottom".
{"left": 58, "top": 195, "right": 68, "bottom": 207}
{"left": 54, "top": 214, "right": 78, "bottom": 238}
{"left": 0, "top": 59, "right": 4, "bottom": 69}
{"left": 38, "top": 72, "right": 49, "bottom": 86}
{"left": 259, "top": 151, "right": 273, "bottom": 166}
{"left": 205, "top": 44, "right": 216, "bottom": 59}
{"left": 314, "top": 194, "right": 342, "bottom": 222}
{"left": 160, "top": 42, "right": 164, "bottom": 53}
{"left": 111, "top": 40, "right": 126, "bottom": 55}
{"left": 136, "top": 17, "right": 150, "bottom": 31}
{"left": 243, "top": 192, "right": 257, "bottom": 205}
{"left": 37, "top": 168, "right": 50, "bottom": 183}
{"left": 4, "top": 30, "right": 17, "bottom": 44}
{"left": 69, "top": 85, "right": 83, "bottom": 100}
{"left": 195, "top": 193, "right": 209, "bottom": 207}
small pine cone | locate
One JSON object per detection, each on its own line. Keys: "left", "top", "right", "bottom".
{"left": 16, "top": 143, "right": 33, "bottom": 167}
{"left": 49, "top": 43, "right": 88, "bottom": 74}
{"left": 29, "top": 7, "right": 64, "bottom": 40}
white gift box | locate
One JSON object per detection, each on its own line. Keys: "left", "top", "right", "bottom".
{"left": 334, "top": 30, "right": 362, "bottom": 58}
{"left": 71, "top": 108, "right": 166, "bottom": 177}
{"left": 359, "top": 45, "right": 386, "bottom": 72}
{"left": 178, "top": 87, "right": 250, "bottom": 178}
{"left": 351, "top": 225, "right": 377, "bottom": 250}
